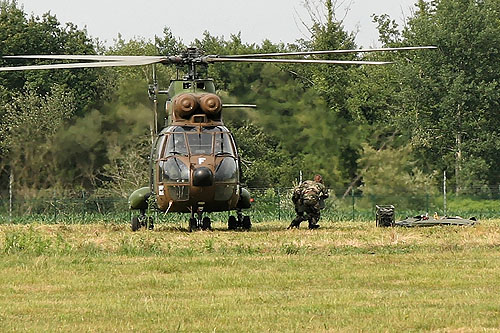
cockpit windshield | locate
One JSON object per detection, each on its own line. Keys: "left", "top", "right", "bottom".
{"left": 164, "top": 133, "right": 188, "bottom": 156}
{"left": 187, "top": 133, "right": 213, "bottom": 155}
{"left": 214, "top": 132, "right": 234, "bottom": 156}
{"left": 159, "top": 126, "right": 235, "bottom": 158}
{"left": 161, "top": 126, "right": 236, "bottom": 157}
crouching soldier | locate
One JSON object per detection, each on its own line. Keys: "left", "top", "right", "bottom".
{"left": 288, "top": 174, "right": 329, "bottom": 229}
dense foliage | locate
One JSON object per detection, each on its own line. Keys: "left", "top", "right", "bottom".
{"left": 0, "top": 0, "right": 498, "bottom": 199}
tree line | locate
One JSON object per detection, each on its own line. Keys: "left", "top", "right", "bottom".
{"left": 0, "top": 0, "right": 498, "bottom": 200}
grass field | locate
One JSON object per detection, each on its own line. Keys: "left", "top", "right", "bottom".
{"left": 1, "top": 219, "right": 499, "bottom": 332}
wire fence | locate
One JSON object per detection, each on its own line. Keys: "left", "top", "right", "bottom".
{"left": 0, "top": 188, "right": 499, "bottom": 225}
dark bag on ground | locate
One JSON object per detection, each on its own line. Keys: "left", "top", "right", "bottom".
{"left": 376, "top": 205, "right": 395, "bottom": 227}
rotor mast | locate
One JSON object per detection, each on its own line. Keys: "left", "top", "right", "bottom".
{"left": 182, "top": 48, "right": 205, "bottom": 80}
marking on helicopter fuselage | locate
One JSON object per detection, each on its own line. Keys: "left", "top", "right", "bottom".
{"left": 198, "top": 157, "right": 206, "bottom": 164}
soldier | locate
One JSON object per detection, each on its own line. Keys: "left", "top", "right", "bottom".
{"left": 288, "top": 174, "right": 329, "bottom": 229}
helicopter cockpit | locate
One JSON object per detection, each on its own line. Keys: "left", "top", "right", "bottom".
{"left": 157, "top": 125, "right": 239, "bottom": 189}
{"left": 160, "top": 125, "right": 235, "bottom": 156}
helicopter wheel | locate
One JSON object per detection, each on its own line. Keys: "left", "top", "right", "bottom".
{"left": 131, "top": 215, "right": 140, "bottom": 232}
{"left": 236, "top": 210, "right": 251, "bottom": 230}
{"left": 228, "top": 216, "right": 237, "bottom": 230}
{"left": 202, "top": 217, "right": 211, "bottom": 230}
{"left": 242, "top": 216, "right": 251, "bottom": 230}
{"left": 188, "top": 217, "right": 198, "bottom": 232}
{"left": 132, "top": 212, "right": 149, "bottom": 231}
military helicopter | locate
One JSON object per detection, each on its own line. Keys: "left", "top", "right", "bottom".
{"left": 0, "top": 45, "right": 435, "bottom": 231}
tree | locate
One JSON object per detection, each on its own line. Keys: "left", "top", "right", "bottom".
{"left": 229, "top": 121, "right": 296, "bottom": 188}
{"left": 0, "top": 1, "right": 110, "bottom": 114}
{"left": 377, "top": 0, "right": 500, "bottom": 193}
{"left": 357, "top": 143, "right": 436, "bottom": 209}
{"left": 294, "top": 0, "right": 371, "bottom": 187}
{"left": 97, "top": 133, "right": 151, "bottom": 198}
{"left": 0, "top": 1, "right": 113, "bottom": 194}
{"left": 0, "top": 85, "right": 75, "bottom": 194}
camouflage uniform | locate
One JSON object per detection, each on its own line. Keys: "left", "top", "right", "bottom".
{"left": 288, "top": 179, "right": 328, "bottom": 229}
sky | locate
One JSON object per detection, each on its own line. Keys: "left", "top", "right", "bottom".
{"left": 18, "top": 0, "right": 418, "bottom": 49}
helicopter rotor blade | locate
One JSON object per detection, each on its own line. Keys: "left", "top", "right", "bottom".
{"left": 0, "top": 46, "right": 436, "bottom": 71}
{"left": 204, "top": 57, "right": 393, "bottom": 65}
{"left": 0, "top": 57, "right": 166, "bottom": 71}
{"left": 217, "top": 46, "right": 437, "bottom": 58}
{"left": 3, "top": 54, "right": 166, "bottom": 61}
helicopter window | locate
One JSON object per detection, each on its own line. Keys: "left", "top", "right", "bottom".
{"left": 196, "top": 82, "right": 205, "bottom": 89}
{"left": 214, "top": 133, "right": 235, "bottom": 156}
{"left": 215, "top": 184, "right": 236, "bottom": 201}
{"left": 160, "top": 158, "right": 189, "bottom": 183}
{"left": 165, "top": 125, "right": 176, "bottom": 132}
{"left": 168, "top": 186, "right": 189, "bottom": 201}
{"left": 214, "top": 158, "right": 238, "bottom": 182}
{"left": 164, "top": 133, "right": 188, "bottom": 156}
{"left": 156, "top": 135, "right": 167, "bottom": 159}
{"left": 187, "top": 133, "right": 213, "bottom": 155}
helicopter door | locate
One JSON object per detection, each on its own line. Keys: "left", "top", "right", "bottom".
{"left": 214, "top": 132, "right": 238, "bottom": 201}
{"left": 159, "top": 132, "right": 190, "bottom": 200}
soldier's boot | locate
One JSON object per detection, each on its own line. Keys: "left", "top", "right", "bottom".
{"left": 308, "top": 218, "right": 320, "bottom": 229}
{"left": 288, "top": 216, "right": 303, "bottom": 229}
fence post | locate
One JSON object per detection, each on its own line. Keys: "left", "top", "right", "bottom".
{"left": 443, "top": 171, "right": 447, "bottom": 216}
{"left": 351, "top": 189, "right": 355, "bottom": 221}
{"left": 53, "top": 198, "right": 57, "bottom": 223}
{"left": 277, "top": 187, "right": 281, "bottom": 221}
{"left": 426, "top": 193, "right": 429, "bottom": 213}
{"left": 82, "top": 192, "right": 85, "bottom": 222}
{"left": 9, "top": 169, "right": 13, "bottom": 223}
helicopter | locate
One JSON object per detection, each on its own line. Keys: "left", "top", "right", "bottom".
{"left": 0, "top": 45, "right": 436, "bottom": 231}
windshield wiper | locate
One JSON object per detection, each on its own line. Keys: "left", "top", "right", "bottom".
{"left": 215, "top": 152, "right": 233, "bottom": 156}
{"left": 168, "top": 151, "right": 184, "bottom": 155}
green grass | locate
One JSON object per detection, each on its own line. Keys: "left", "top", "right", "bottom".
{"left": 0, "top": 220, "right": 500, "bottom": 331}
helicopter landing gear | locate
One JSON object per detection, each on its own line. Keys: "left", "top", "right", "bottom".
{"left": 131, "top": 209, "right": 154, "bottom": 231}
{"left": 188, "top": 207, "right": 212, "bottom": 232}
{"left": 227, "top": 210, "right": 251, "bottom": 230}
{"left": 228, "top": 216, "right": 237, "bottom": 230}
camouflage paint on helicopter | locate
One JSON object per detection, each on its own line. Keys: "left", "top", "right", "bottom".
{"left": 129, "top": 78, "right": 251, "bottom": 231}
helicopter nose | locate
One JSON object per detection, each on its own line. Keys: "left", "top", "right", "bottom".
{"left": 192, "top": 167, "right": 214, "bottom": 187}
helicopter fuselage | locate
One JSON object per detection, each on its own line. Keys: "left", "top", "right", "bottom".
{"left": 148, "top": 79, "right": 250, "bottom": 214}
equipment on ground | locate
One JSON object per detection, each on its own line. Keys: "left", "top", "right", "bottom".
{"left": 376, "top": 205, "right": 395, "bottom": 227}
{"left": 376, "top": 204, "right": 476, "bottom": 227}
{"left": 395, "top": 215, "right": 477, "bottom": 227}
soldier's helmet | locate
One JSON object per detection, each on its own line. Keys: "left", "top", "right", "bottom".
{"left": 313, "top": 174, "right": 323, "bottom": 184}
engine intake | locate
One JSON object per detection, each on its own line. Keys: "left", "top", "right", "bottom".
{"left": 173, "top": 93, "right": 198, "bottom": 119}
{"left": 199, "top": 94, "right": 222, "bottom": 116}
{"left": 172, "top": 93, "right": 222, "bottom": 120}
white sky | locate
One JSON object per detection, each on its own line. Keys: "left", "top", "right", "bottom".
{"left": 18, "top": 0, "right": 418, "bottom": 48}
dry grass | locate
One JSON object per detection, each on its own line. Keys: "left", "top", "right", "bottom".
{"left": 0, "top": 219, "right": 499, "bottom": 331}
